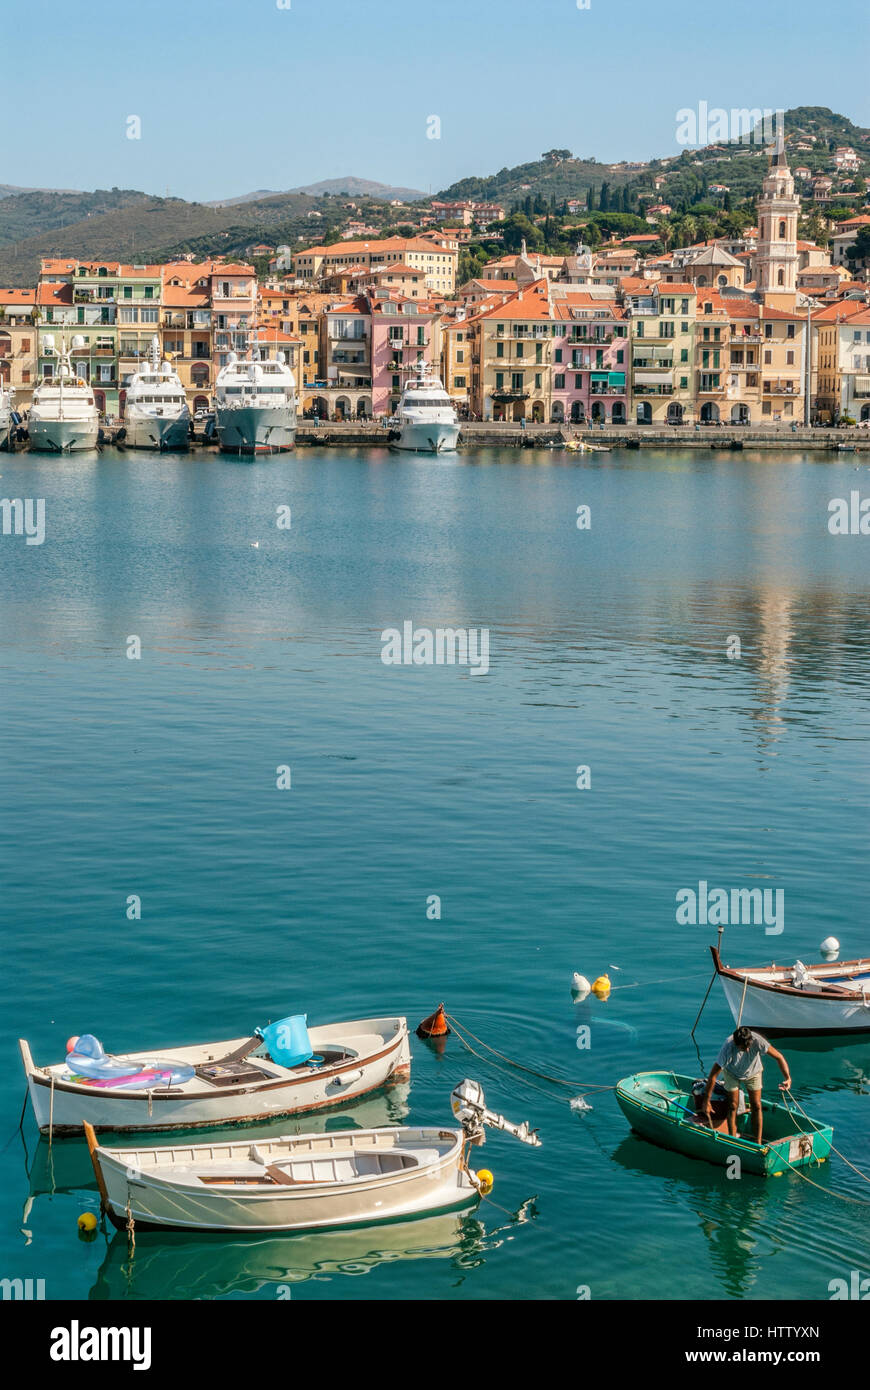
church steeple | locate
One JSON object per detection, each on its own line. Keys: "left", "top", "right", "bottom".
{"left": 755, "top": 131, "right": 799, "bottom": 305}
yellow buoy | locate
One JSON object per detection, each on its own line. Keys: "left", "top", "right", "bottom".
{"left": 591, "top": 974, "right": 611, "bottom": 999}
{"left": 476, "top": 1168, "right": 494, "bottom": 1192}
{"left": 77, "top": 1211, "right": 98, "bottom": 1233}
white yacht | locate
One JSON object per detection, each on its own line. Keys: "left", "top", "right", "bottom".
{"left": 122, "top": 337, "right": 190, "bottom": 451}
{"left": 29, "top": 334, "right": 100, "bottom": 453}
{"left": 215, "top": 331, "right": 297, "bottom": 454}
{"left": 388, "top": 364, "right": 460, "bottom": 454}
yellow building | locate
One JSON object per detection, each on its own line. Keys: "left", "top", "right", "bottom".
{"left": 627, "top": 283, "right": 697, "bottom": 425}
{"left": 294, "top": 237, "right": 457, "bottom": 296}
{"left": 0, "top": 288, "right": 38, "bottom": 408}
{"left": 161, "top": 266, "right": 214, "bottom": 413}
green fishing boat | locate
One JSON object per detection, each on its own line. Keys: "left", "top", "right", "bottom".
{"left": 615, "top": 1071, "right": 833, "bottom": 1177}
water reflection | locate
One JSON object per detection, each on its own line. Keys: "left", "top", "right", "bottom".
{"left": 87, "top": 1203, "right": 538, "bottom": 1300}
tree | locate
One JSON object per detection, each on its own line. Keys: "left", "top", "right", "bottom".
{"left": 586, "top": 186, "right": 594, "bottom": 211}
{"left": 501, "top": 212, "right": 544, "bottom": 252}
{"left": 542, "top": 149, "right": 572, "bottom": 162}
{"left": 598, "top": 181, "right": 610, "bottom": 212}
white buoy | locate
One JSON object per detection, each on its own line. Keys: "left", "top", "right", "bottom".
{"left": 571, "top": 972, "right": 591, "bottom": 1000}
{"left": 820, "top": 936, "right": 840, "bottom": 960}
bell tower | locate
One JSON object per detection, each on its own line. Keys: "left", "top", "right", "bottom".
{"left": 755, "top": 126, "right": 800, "bottom": 307}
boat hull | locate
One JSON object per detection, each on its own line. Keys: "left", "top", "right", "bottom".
{"left": 616, "top": 1071, "right": 833, "bottom": 1176}
{"left": 28, "top": 418, "right": 100, "bottom": 453}
{"left": 392, "top": 422, "right": 460, "bottom": 454}
{"left": 21, "top": 1018, "right": 411, "bottom": 1134}
{"left": 95, "top": 1127, "right": 478, "bottom": 1233}
{"left": 123, "top": 412, "right": 190, "bottom": 451}
{"left": 712, "top": 947, "right": 870, "bottom": 1034}
{"left": 217, "top": 406, "right": 296, "bottom": 454}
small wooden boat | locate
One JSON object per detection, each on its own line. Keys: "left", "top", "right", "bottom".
{"left": 84, "top": 1080, "right": 540, "bottom": 1233}
{"left": 19, "top": 1015, "right": 411, "bottom": 1135}
{"left": 615, "top": 1070, "right": 833, "bottom": 1176}
{"left": 712, "top": 945, "right": 870, "bottom": 1035}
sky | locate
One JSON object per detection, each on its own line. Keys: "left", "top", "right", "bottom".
{"left": 5, "top": 0, "right": 870, "bottom": 204}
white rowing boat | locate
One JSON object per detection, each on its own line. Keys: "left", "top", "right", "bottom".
{"left": 712, "top": 946, "right": 870, "bottom": 1035}
{"left": 84, "top": 1080, "right": 541, "bottom": 1233}
{"left": 19, "top": 1015, "right": 411, "bottom": 1135}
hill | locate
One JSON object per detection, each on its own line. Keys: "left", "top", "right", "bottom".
{"left": 435, "top": 108, "right": 870, "bottom": 210}
{"left": 210, "top": 176, "right": 427, "bottom": 206}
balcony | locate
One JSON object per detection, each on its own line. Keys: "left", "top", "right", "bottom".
{"left": 762, "top": 381, "right": 801, "bottom": 396}
{"left": 491, "top": 387, "right": 529, "bottom": 401}
{"left": 633, "top": 385, "right": 674, "bottom": 396}
{"left": 633, "top": 358, "right": 673, "bottom": 370}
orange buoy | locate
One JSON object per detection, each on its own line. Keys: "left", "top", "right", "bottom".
{"left": 416, "top": 1003, "right": 450, "bottom": 1038}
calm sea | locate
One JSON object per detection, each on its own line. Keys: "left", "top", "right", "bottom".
{"left": 2, "top": 443, "right": 869, "bottom": 1301}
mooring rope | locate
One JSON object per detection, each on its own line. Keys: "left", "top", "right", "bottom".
{"left": 784, "top": 1089, "right": 870, "bottom": 1187}
{"left": 446, "top": 1013, "right": 614, "bottom": 1096}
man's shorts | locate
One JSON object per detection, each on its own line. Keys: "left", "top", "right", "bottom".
{"left": 720, "top": 1067, "right": 761, "bottom": 1093}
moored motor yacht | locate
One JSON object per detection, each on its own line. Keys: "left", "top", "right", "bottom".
{"left": 388, "top": 364, "right": 460, "bottom": 454}
{"left": 29, "top": 334, "right": 100, "bottom": 453}
{"left": 122, "top": 337, "right": 190, "bottom": 450}
{"left": 215, "top": 330, "right": 297, "bottom": 454}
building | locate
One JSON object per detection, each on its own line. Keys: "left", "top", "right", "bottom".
{"left": 813, "top": 300, "right": 870, "bottom": 423}
{"left": 754, "top": 131, "right": 800, "bottom": 307}
{"left": 294, "top": 237, "right": 458, "bottom": 295}
{"left": 626, "top": 282, "right": 696, "bottom": 425}
{"left": 161, "top": 264, "right": 214, "bottom": 413}
{"left": 0, "top": 288, "right": 38, "bottom": 408}
{"left": 831, "top": 215, "right": 870, "bottom": 267}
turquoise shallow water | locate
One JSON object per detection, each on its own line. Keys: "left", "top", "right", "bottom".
{"left": 1, "top": 443, "right": 869, "bottom": 1301}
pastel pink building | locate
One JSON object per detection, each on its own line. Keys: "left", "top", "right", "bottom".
{"left": 550, "top": 295, "right": 629, "bottom": 424}
{"left": 368, "top": 290, "right": 441, "bottom": 416}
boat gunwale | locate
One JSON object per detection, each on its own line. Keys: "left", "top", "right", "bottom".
{"left": 711, "top": 945, "right": 870, "bottom": 1002}
{"left": 19, "top": 1018, "right": 408, "bottom": 1104}
{"left": 96, "top": 1126, "right": 465, "bottom": 1200}
{"left": 615, "top": 1071, "right": 833, "bottom": 1159}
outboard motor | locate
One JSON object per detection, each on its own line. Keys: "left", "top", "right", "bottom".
{"left": 450, "top": 1078, "right": 541, "bottom": 1147}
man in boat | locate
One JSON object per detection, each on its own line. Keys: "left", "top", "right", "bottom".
{"left": 700, "top": 1027, "right": 791, "bottom": 1142}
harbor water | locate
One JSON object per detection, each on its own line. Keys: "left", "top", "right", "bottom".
{"left": 2, "top": 443, "right": 869, "bottom": 1300}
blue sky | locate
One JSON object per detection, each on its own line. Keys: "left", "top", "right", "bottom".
{"left": 6, "top": 0, "right": 870, "bottom": 202}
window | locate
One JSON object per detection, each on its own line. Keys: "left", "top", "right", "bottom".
{"left": 496, "top": 342, "right": 504, "bottom": 358}
{"left": 574, "top": 374, "right": 582, "bottom": 389}
{"left": 764, "top": 350, "right": 772, "bottom": 364}
{"left": 457, "top": 350, "right": 464, "bottom": 364}
{"left": 554, "top": 373, "right": 565, "bottom": 389}
{"left": 511, "top": 372, "right": 524, "bottom": 389}
{"left": 786, "top": 324, "right": 795, "bottom": 339}
{"left": 554, "top": 348, "right": 562, "bottom": 363}
{"left": 765, "top": 324, "right": 773, "bottom": 339}
{"left": 786, "top": 350, "right": 794, "bottom": 365}
{"left": 123, "top": 286, "right": 133, "bottom": 299}
{"left": 779, "top": 221, "right": 786, "bottom": 238}
{"left": 680, "top": 348, "right": 688, "bottom": 362}
{"left": 680, "top": 377, "right": 688, "bottom": 389}
{"left": 496, "top": 372, "right": 504, "bottom": 389}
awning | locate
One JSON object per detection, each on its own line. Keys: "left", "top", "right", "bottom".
{"left": 590, "top": 372, "right": 608, "bottom": 382}
{"left": 855, "top": 376, "right": 870, "bottom": 395}
{"left": 608, "top": 372, "right": 626, "bottom": 387}
{"left": 634, "top": 370, "right": 673, "bottom": 385}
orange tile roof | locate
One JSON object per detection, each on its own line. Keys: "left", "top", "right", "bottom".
{"left": 478, "top": 280, "right": 553, "bottom": 321}
{"left": 36, "top": 282, "right": 73, "bottom": 306}
{"left": 0, "top": 287, "right": 36, "bottom": 303}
